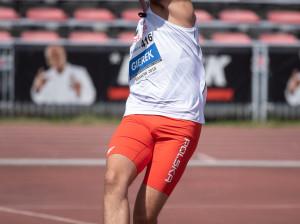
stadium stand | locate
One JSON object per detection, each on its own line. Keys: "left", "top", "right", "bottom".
{"left": 219, "top": 9, "right": 261, "bottom": 23}
{"left": 211, "top": 32, "right": 252, "bottom": 44}
{"left": 267, "top": 10, "right": 300, "bottom": 24}
{"left": 26, "top": 8, "right": 68, "bottom": 21}
{"left": 198, "top": 34, "right": 205, "bottom": 43}
{"left": 73, "top": 8, "right": 116, "bottom": 21}
{"left": 20, "top": 30, "right": 61, "bottom": 42}
{"left": 0, "top": 7, "right": 20, "bottom": 20}
{"left": 69, "top": 31, "right": 110, "bottom": 43}
{"left": 0, "top": 31, "right": 13, "bottom": 41}
{"left": 194, "top": 10, "right": 214, "bottom": 22}
{"left": 121, "top": 8, "right": 142, "bottom": 21}
{"left": 259, "top": 33, "right": 298, "bottom": 44}
{"left": 0, "top": 1, "right": 299, "bottom": 43}
{"left": 118, "top": 31, "right": 135, "bottom": 43}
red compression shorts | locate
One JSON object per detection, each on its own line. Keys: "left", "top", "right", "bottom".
{"left": 106, "top": 114, "right": 202, "bottom": 196}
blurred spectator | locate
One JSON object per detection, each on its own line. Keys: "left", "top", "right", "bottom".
{"left": 31, "top": 45, "right": 96, "bottom": 105}
{"left": 285, "top": 68, "right": 300, "bottom": 106}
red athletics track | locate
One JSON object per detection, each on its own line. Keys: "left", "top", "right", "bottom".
{"left": 0, "top": 124, "right": 300, "bottom": 224}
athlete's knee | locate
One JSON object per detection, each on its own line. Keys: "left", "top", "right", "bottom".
{"left": 104, "top": 169, "right": 118, "bottom": 188}
{"left": 104, "top": 169, "right": 125, "bottom": 194}
{"left": 104, "top": 167, "right": 133, "bottom": 195}
{"left": 105, "top": 154, "right": 138, "bottom": 199}
{"left": 105, "top": 167, "right": 128, "bottom": 185}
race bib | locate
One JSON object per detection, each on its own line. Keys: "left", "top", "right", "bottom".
{"left": 129, "top": 32, "right": 164, "bottom": 83}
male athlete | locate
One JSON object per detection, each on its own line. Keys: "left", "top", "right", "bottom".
{"left": 104, "top": 0, "right": 206, "bottom": 223}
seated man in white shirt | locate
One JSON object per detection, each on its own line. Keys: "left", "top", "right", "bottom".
{"left": 31, "top": 45, "right": 96, "bottom": 106}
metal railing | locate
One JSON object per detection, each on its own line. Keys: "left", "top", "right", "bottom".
{"left": 0, "top": 43, "right": 14, "bottom": 106}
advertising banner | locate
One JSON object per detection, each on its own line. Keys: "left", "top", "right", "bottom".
{"left": 268, "top": 48, "right": 300, "bottom": 107}
{"left": 14, "top": 44, "right": 253, "bottom": 105}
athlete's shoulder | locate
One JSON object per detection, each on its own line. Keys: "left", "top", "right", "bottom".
{"left": 149, "top": 0, "right": 193, "bottom": 9}
{"left": 149, "top": 0, "right": 195, "bottom": 28}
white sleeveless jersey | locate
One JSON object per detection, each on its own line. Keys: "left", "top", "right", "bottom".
{"left": 124, "top": 8, "right": 207, "bottom": 123}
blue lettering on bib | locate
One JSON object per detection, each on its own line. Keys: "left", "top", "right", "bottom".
{"left": 129, "top": 43, "right": 161, "bottom": 80}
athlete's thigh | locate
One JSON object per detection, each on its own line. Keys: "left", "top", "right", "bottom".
{"left": 107, "top": 115, "right": 154, "bottom": 174}
{"left": 143, "top": 118, "right": 201, "bottom": 196}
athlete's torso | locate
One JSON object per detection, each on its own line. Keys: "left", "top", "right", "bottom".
{"left": 124, "top": 8, "right": 206, "bottom": 123}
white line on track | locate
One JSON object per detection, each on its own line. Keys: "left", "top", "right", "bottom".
{"left": 164, "top": 204, "right": 300, "bottom": 210}
{"left": 188, "top": 159, "right": 300, "bottom": 168}
{"left": 196, "top": 153, "right": 217, "bottom": 163}
{"left": 0, "top": 159, "right": 106, "bottom": 166}
{"left": 1, "top": 158, "right": 300, "bottom": 168}
{"left": 5, "top": 204, "right": 300, "bottom": 210}
{"left": 2, "top": 205, "right": 101, "bottom": 210}
{"left": 0, "top": 206, "right": 98, "bottom": 224}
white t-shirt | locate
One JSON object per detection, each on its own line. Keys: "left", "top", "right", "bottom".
{"left": 31, "top": 63, "right": 96, "bottom": 105}
{"left": 124, "top": 8, "right": 207, "bottom": 123}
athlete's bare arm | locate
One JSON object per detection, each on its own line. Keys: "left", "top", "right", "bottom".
{"left": 149, "top": 0, "right": 195, "bottom": 28}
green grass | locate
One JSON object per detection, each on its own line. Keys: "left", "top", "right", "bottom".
{"left": 0, "top": 114, "right": 122, "bottom": 125}
{"left": 205, "top": 119, "right": 300, "bottom": 128}
{"left": 0, "top": 114, "right": 300, "bottom": 127}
